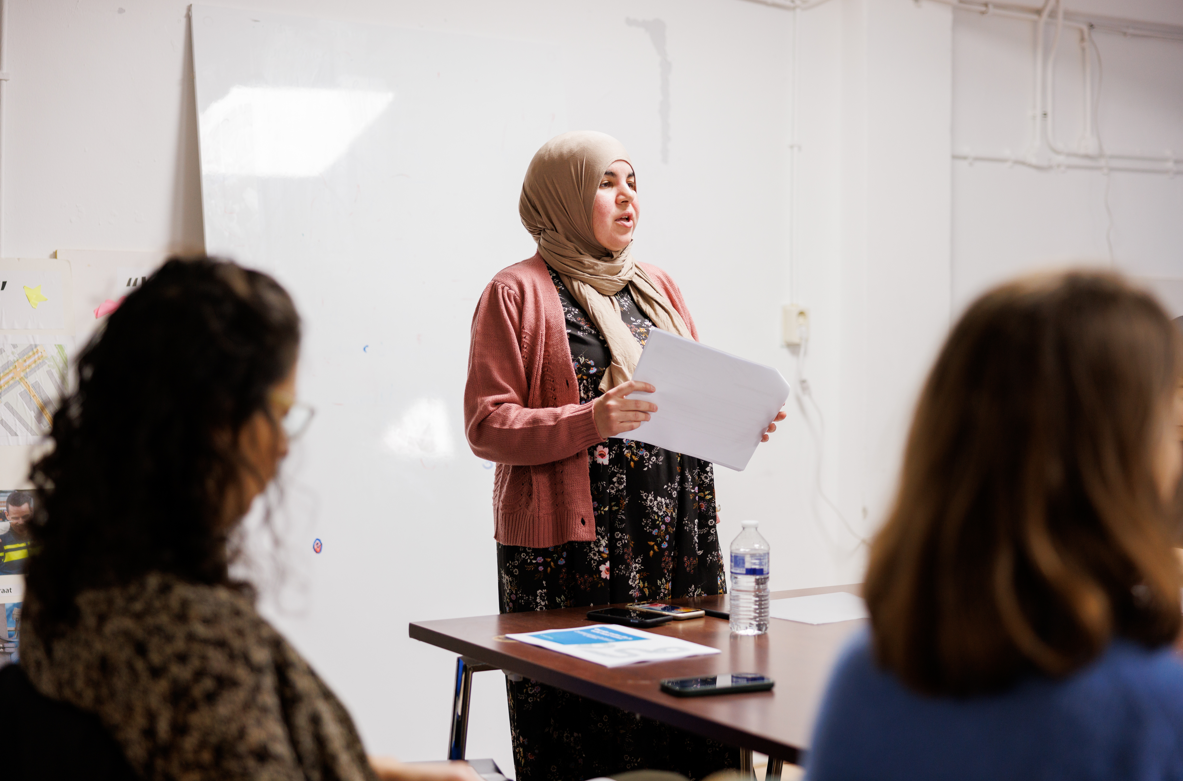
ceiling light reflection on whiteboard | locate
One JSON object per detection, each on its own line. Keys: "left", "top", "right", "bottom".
{"left": 199, "top": 86, "right": 394, "bottom": 178}
{"left": 384, "top": 399, "right": 454, "bottom": 461}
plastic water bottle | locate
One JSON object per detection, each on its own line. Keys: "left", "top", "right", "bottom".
{"left": 729, "top": 520, "right": 770, "bottom": 636}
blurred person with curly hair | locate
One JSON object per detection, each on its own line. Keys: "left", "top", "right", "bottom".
{"left": 7, "top": 257, "right": 480, "bottom": 781}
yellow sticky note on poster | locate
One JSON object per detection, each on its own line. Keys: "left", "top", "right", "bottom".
{"left": 23, "top": 286, "right": 48, "bottom": 309}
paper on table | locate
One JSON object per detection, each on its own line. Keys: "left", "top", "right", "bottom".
{"left": 507, "top": 624, "right": 720, "bottom": 668}
{"left": 769, "top": 592, "right": 868, "bottom": 625}
{"left": 612, "top": 329, "right": 791, "bottom": 471}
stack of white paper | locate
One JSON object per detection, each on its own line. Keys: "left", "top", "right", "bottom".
{"left": 507, "top": 624, "right": 721, "bottom": 668}
{"left": 769, "top": 592, "right": 868, "bottom": 625}
{"left": 613, "top": 329, "right": 790, "bottom": 471}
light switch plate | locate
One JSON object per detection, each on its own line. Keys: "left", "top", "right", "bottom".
{"left": 782, "top": 304, "right": 809, "bottom": 346}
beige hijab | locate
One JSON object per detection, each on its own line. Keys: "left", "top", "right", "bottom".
{"left": 520, "top": 131, "right": 693, "bottom": 392}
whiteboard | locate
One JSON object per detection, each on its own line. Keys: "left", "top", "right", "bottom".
{"left": 191, "top": 5, "right": 566, "bottom": 769}
{"left": 190, "top": 3, "right": 825, "bottom": 771}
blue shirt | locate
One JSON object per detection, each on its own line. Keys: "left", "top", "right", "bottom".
{"left": 807, "top": 629, "right": 1183, "bottom": 781}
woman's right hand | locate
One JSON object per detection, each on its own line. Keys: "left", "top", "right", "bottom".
{"left": 592, "top": 381, "right": 657, "bottom": 439}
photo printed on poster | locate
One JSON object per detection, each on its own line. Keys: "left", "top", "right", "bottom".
{"left": 0, "top": 488, "right": 33, "bottom": 666}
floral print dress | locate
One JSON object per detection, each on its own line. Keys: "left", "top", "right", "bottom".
{"left": 495, "top": 270, "right": 733, "bottom": 781}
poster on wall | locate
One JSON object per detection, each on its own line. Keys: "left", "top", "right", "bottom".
{"left": 0, "top": 489, "right": 34, "bottom": 666}
{"left": 0, "top": 252, "right": 170, "bottom": 501}
{"left": 0, "top": 260, "right": 77, "bottom": 454}
{"left": 0, "top": 251, "right": 167, "bottom": 491}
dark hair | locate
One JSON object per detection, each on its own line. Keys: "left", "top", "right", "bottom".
{"left": 6, "top": 490, "right": 34, "bottom": 510}
{"left": 25, "top": 256, "right": 300, "bottom": 639}
{"left": 865, "top": 270, "right": 1183, "bottom": 696}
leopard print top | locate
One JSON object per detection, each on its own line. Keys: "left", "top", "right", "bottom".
{"left": 20, "top": 573, "right": 377, "bottom": 781}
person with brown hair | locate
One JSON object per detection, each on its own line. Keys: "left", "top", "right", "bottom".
{"left": 806, "top": 271, "right": 1183, "bottom": 781}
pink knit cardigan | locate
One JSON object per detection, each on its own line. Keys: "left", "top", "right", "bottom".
{"left": 464, "top": 254, "right": 700, "bottom": 548}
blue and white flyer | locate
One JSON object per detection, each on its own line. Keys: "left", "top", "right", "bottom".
{"left": 507, "top": 624, "right": 720, "bottom": 668}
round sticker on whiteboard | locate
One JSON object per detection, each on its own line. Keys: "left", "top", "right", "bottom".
{"left": 313, "top": 538, "right": 323, "bottom": 554}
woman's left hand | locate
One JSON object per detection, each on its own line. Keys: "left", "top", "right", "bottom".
{"left": 760, "top": 410, "right": 788, "bottom": 443}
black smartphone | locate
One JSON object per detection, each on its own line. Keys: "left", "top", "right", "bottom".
{"left": 586, "top": 607, "right": 675, "bottom": 628}
{"left": 660, "top": 673, "right": 775, "bottom": 697}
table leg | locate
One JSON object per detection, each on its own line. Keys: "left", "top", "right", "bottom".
{"left": 766, "top": 757, "right": 784, "bottom": 780}
{"left": 447, "top": 656, "right": 494, "bottom": 760}
{"left": 739, "top": 748, "right": 755, "bottom": 778}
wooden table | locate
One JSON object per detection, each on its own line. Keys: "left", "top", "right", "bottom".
{"left": 409, "top": 584, "right": 863, "bottom": 774}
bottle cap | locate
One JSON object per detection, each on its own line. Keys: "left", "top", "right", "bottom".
{"left": 741, "top": 520, "right": 759, "bottom": 528}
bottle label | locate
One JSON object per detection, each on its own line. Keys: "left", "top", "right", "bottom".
{"left": 731, "top": 552, "right": 769, "bottom": 576}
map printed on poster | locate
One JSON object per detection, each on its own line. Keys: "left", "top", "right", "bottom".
{"left": 0, "top": 341, "right": 68, "bottom": 444}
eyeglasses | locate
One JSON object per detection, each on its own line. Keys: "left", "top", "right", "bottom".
{"left": 281, "top": 401, "right": 316, "bottom": 440}
{"left": 268, "top": 389, "right": 316, "bottom": 440}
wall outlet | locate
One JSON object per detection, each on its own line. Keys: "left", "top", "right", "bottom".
{"left": 782, "top": 304, "right": 809, "bottom": 346}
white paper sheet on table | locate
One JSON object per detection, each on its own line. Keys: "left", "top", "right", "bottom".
{"left": 770, "top": 592, "right": 869, "bottom": 625}
{"left": 612, "top": 329, "right": 791, "bottom": 471}
{"left": 507, "top": 624, "right": 721, "bottom": 668}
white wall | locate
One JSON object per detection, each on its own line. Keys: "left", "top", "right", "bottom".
{"left": 950, "top": 2, "right": 1183, "bottom": 310}
{"left": 3, "top": 0, "right": 1180, "bottom": 772}
{"left": 4, "top": 2, "right": 205, "bottom": 257}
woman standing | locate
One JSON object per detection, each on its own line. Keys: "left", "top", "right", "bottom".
{"left": 464, "top": 131, "right": 782, "bottom": 780}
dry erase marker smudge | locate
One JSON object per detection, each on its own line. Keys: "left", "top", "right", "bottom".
{"left": 482, "top": 461, "right": 494, "bottom": 470}
{"left": 313, "top": 538, "right": 323, "bottom": 554}
{"left": 363, "top": 345, "right": 368, "bottom": 353}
